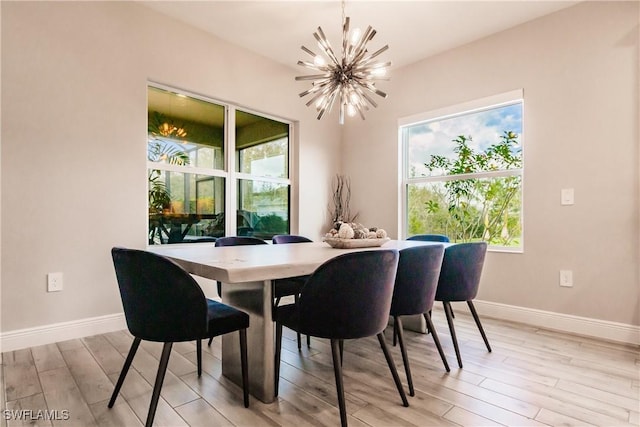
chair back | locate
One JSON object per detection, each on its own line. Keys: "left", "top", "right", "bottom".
{"left": 390, "top": 245, "right": 445, "bottom": 316}
{"left": 297, "top": 250, "right": 399, "bottom": 339}
{"left": 272, "top": 235, "right": 312, "bottom": 244}
{"left": 435, "top": 242, "right": 487, "bottom": 301}
{"left": 407, "top": 234, "right": 450, "bottom": 242}
{"left": 111, "top": 247, "right": 208, "bottom": 342}
{"left": 215, "top": 236, "right": 268, "bottom": 247}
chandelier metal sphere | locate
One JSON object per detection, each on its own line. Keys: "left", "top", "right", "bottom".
{"left": 295, "top": 2, "right": 391, "bottom": 124}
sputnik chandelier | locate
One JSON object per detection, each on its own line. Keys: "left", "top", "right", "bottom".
{"left": 295, "top": 0, "right": 391, "bottom": 124}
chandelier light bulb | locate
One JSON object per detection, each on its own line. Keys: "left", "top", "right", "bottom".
{"left": 295, "top": 3, "right": 391, "bottom": 124}
{"left": 350, "top": 27, "right": 361, "bottom": 45}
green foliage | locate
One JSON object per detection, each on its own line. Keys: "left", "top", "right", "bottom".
{"left": 414, "top": 131, "right": 522, "bottom": 246}
{"left": 147, "top": 115, "right": 191, "bottom": 212}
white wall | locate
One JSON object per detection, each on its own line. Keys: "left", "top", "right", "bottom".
{"left": 0, "top": 1, "right": 341, "bottom": 334}
{"left": 343, "top": 1, "right": 639, "bottom": 326}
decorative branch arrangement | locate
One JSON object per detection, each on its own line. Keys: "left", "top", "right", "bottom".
{"left": 329, "top": 174, "right": 359, "bottom": 225}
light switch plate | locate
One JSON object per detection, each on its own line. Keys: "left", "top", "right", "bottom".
{"left": 561, "top": 188, "right": 574, "bottom": 205}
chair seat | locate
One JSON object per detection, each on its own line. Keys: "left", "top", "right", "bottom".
{"left": 207, "top": 299, "right": 250, "bottom": 336}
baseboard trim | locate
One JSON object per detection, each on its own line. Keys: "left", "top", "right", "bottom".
{"left": 466, "top": 300, "right": 640, "bottom": 346}
{"left": 1, "top": 302, "right": 638, "bottom": 352}
{"left": 0, "top": 313, "right": 126, "bottom": 352}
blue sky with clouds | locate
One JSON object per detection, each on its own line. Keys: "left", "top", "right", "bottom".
{"left": 407, "top": 102, "right": 522, "bottom": 177}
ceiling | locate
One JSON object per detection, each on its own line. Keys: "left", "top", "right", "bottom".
{"left": 140, "top": 1, "right": 580, "bottom": 70}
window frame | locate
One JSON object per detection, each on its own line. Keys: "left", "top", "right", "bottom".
{"left": 147, "top": 82, "right": 295, "bottom": 242}
{"left": 398, "top": 89, "right": 524, "bottom": 252}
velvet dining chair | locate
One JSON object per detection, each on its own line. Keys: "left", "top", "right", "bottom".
{"left": 274, "top": 250, "right": 408, "bottom": 427}
{"left": 110, "top": 248, "right": 249, "bottom": 427}
{"left": 407, "top": 234, "right": 450, "bottom": 242}
{"left": 435, "top": 242, "right": 491, "bottom": 368}
{"left": 390, "top": 244, "right": 450, "bottom": 396}
{"left": 271, "top": 234, "right": 313, "bottom": 349}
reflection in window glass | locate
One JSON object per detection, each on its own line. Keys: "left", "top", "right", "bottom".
{"left": 147, "top": 86, "right": 226, "bottom": 244}
{"left": 237, "top": 179, "right": 290, "bottom": 239}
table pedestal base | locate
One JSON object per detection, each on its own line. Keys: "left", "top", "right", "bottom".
{"left": 221, "top": 280, "right": 276, "bottom": 403}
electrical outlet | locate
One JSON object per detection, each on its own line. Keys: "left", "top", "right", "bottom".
{"left": 47, "top": 272, "right": 63, "bottom": 292}
{"left": 559, "top": 270, "right": 573, "bottom": 287}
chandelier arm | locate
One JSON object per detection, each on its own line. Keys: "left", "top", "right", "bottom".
{"left": 295, "top": 74, "right": 332, "bottom": 81}
{"left": 354, "top": 85, "right": 378, "bottom": 108}
{"left": 342, "top": 17, "right": 350, "bottom": 62}
{"left": 297, "top": 60, "right": 331, "bottom": 71}
{"left": 315, "top": 28, "right": 341, "bottom": 66}
{"left": 358, "top": 45, "right": 390, "bottom": 65}
{"left": 360, "top": 81, "right": 388, "bottom": 99}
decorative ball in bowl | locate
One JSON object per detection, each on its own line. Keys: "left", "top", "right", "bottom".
{"left": 323, "top": 223, "right": 390, "bottom": 248}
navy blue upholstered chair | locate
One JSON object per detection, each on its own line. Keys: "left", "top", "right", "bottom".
{"left": 407, "top": 234, "right": 450, "bottom": 242}
{"left": 110, "top": 248, "right": 249, "bottom": 427}
{"left": 390, "top": 245, "right": 449, "bottom": 396}
{"left": 274, "top": 250, "right": 408, "bottom": 427}
{"left": 435, "top": 242, "right": 490, "bottom": 368}
{"left": 272, "top": 234, "right": 313, "bottom": 349}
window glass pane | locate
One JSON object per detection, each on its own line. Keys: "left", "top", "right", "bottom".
{"left": 407, "top": 176, "right": 522, "bottom": 246}
{"left": 148, "top": 86, "right": 225, "bottom": 170}
{"left": 148, "top": 170, "right": 225, "bottom": 244}
{"left": 236, "top": 110, "right": 289, "bottom": 178}
{"left": 237, "top": 179, "right": 289, "bottom": 239}
{"left": 406, "top": 103, "right": 522, "bottom": 178}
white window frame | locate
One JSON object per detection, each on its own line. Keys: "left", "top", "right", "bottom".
{"left": 398, "top": 89, "right": 524, "bottom": 252}
{"left": 147, "top": 82, "right": 295, "bottom": 240}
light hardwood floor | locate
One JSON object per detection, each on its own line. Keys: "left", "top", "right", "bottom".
{"left": 2, "top": 310, "right": 639, "bottom": 427}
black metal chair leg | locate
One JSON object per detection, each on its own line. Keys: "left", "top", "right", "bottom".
{"left": 274, "top": 322, "right": 283, "bottom": 397}
{"left": 197, "top": 339, "right": 202, "bottom": 377}
{"left": 339, "top": 339, "right": 344, "bottom": 366}
{"left": 392, "top": 320, "right": 398, "bottom": 347}
{"left": 467, "top": 301, "right": 491, "bottom": 352}
{"left": 146, "top": 342, "right": 173, "bottom": 427}
{"left": 295, "top": 294, "right": 302, "bottom": 351}
{"left": 443, "top": 301, "right": 463, "bottom": 368}
{"left": 331, "top": 339, "right": 348, "bottom": 427}
{"left": 377, "top": 333, "right": 409, "bottom": 407}
{"left": 394, "top": 316, "right": 414, "bottom": 396}
{"left": 108, "top": 337, "right": 141, "bottom": 408}
{"left": 423, "top": 312, "right": 450, "bottom": 372}
{"left": 239, "top": 329, "right": 249, "bottom": 407}
{"left": 307, "top": 335, "right": 311, "bottom": 347}
{"left": 207, "top": 337, "right": 213, "bottom": 346}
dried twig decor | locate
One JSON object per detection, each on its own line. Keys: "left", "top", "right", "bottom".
{"left": 330, "top": 174, "right": 359, "bottom": 224}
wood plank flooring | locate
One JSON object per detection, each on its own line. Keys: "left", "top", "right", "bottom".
{"left": 2, "top": 310, "right": 638, "bottom": 426}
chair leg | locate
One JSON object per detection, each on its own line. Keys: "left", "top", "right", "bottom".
{"left": 207, "top": 337, "right": 213, "bottom": 346}
{"left": 294, "top": 294, "right": 302, "bottom": 351}
{"left": 108, "top": 337, "right": 141, "bottom": 408}
{"left": 392, "top": 319, "right": 398, "bottom": 347}
{"left": 145, "top": 342, "right": 173, "bottom": 427}
{"left": 443, "top": 301, "right": 463, "bottom": 368}
{"left": 339, "top": 339, "right": 344, "bottom": 366}
{"left": 274, "top": 322, "right": 283, "bottom": 397}
{"left": 467, "top": 301, "right": 492, "bottom": 353}
{"left": 330, "top": 339, "right": 348, "bottom": 427}
{"left": 376, "top": 333, "right": 409, "bottom": 407}
{"left": 197, "top": 340, "right": 202, "bottom": 377}
{"left": 307, "top": 334, "right": 311, "bottom": 347}
{"left": 239, "top": 329, "right": 249, "bottom": 408}
{"left": 423, "top": 312, "right": 450, "bottom": 372}
{"left": 394, "top": 316, "right": 414, "bottom": 396}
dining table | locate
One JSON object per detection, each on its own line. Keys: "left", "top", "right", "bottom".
{"left": 147, "top": 239, "right": 444, "bottom": 403}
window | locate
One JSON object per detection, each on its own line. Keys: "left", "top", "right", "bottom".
{"left": 400, "top": 90, "right": 523, "bottom": 250}
{"left": 147, "top": 85, "right": 292, "bottom": 244}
